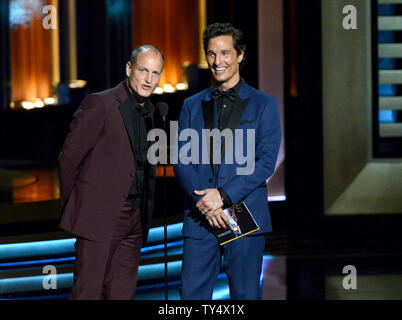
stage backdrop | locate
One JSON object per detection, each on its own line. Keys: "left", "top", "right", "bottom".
{"left": 132, "top": 0, "right": 200, "bottom": 88}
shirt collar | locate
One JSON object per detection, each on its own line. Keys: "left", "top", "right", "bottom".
{"left": 231, "top": 79, "right": 242, "bottom": 95}
{"left": 214, "top": 78, "right": 242, "bottom": 95}
{"left": 122, "top": 79, "right": 152, "bottom": 115}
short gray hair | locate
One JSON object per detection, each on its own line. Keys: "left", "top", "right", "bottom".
{"left": 129, "top": 45, "right": 165, "bottom": 70}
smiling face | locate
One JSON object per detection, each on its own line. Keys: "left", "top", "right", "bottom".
{"left": 206, "top": 35, "right": 244, "bottom": 90}
{"left": 126, "top": 49, "right": 163, "bottom": 101}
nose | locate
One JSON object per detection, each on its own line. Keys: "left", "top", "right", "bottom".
{"left": 214, "top": 54, "right": 221, "bottom": 66}
{"left": 145, "top": 72, "right": 152, "bottom": 83}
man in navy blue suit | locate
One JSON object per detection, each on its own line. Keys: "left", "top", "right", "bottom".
{"left": 173, "top": 22, "right": 281, "bottom": 300}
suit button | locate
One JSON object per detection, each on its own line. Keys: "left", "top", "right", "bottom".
{"left": 209, "top": 178, "right": 212, "bottom": 183}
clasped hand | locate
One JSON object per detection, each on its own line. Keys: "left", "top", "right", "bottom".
{"left": 194, "top": 189, "right": 229, "bottom": 229}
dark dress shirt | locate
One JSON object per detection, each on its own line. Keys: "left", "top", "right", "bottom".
{"left": 123, "top": 81, "right": 153, "bottom": 202}
{"left": 211, "top": 80, "right": 242, "bottom": 208}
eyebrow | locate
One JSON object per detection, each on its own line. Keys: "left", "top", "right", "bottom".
{"left": 207, "top": 49, "right": 231, "bottom": 54}
{"left": 137, "top": 65, "right": 161, "bottom": 74}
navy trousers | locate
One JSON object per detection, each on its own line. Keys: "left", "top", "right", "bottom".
{"left": 180, "top": 232, "right": 266, "bottom": 300}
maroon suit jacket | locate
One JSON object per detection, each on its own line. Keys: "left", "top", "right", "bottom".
{"left": 58, "top": 82, "right": 155, "bottom": 243}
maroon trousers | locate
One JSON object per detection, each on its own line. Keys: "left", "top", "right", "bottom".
{"left": 69, "top": 202, "right": 142, "bottom": 300}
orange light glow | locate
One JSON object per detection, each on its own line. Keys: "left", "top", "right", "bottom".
{"left": 156, "top": 165, "right": 175, "bottom": 178}
{"left": 132, "top": 0, "right": 200, "bottom": 87}
{"left": 10, "top": 0, "right": 56, "bottom": 106}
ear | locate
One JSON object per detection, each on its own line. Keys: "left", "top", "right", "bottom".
{"left": 126, "top": 62, "right": 132, "bottom": 78}
{"left": 237, "top": 51, "right": 244, "bottom": 64}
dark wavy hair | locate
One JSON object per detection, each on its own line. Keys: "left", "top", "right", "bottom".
{"left": 202, "top": 22, "right": 246, "bottom": 69}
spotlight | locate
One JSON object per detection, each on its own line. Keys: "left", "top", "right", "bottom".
{"left": 163, "top": 84, "right": 176, "bottom": 93}
{"left": 44, "top": 97, "right": 56, "bottom": 105}
{"left": 176, "top": 83, "right": 188, "bottom": 91}
{"left": 153, "top": 87, "right": 164, "bottom": 95}
{"left": 34, "top": 99, "right": 45, "bottom": 108}
{"left": 68, "top": 80, "right": 87, "bottom": 89}
{"left": 21, "top": 101, "right": 35, "bottom": 110}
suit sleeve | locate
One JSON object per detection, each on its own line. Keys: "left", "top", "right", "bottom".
{"left": 172, "top": 100, "right": 202, "bottom": 204}
{"left": 219, "top": 96, "right": 281, "bottom": 205}
{"left": 58, "top": 94, "right": 106, "bottom": 208}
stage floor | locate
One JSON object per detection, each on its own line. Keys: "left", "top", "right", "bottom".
{"left": 1, "top": 163, "right": 402, "bottom": 300}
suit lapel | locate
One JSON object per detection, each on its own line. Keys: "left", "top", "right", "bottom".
{"left": 221, "top": 87, "right": 250, "bottom": 161}
{"left": 143, "top": 99, "right": 155, "bottom": 133}
{"left": 202, "top": 95, "right": 215, "bottom": 171}
{"left": 116, "top": 81, "right": 136, "bottom": 155}
{"left": 201, "top": 82, "right": 251, "bottom": 167}
{"left": 119, "top": 98, "right": 137, "bottom": 156}
{"left": 225, "top": 96, "right": 250, "bottom": 134}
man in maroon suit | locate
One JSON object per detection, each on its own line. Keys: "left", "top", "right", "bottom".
{"left": 58, "top": 45, "right": 164, "bottom": 299}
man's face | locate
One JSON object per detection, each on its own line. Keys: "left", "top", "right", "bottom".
{"left": 206, "top": 35, "right": 244, "bottom": 89}
{"left": 126, "top": 50, "right": 163, "bottom": 99}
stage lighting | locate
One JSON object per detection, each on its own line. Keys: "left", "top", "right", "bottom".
{"left": 34, "top": 99, "right": 45, "bottom": 108}
{"left": 163, "top": 84, "right": 176, "bottom": 93}
{"left": 175, "top": 83, "right": 188, "bottom": 90}
{"left": 153, "top": 87, "right": 164, "bottom": 95}
{"left": 44, "top": 97, "right": 56, "bottom": 105}
{"left": 21, "top": 101, "right": 35, "bottom": 110}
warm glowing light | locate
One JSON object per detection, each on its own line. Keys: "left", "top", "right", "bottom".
{"left": 34, "top": 99, "right": 45, "bottom": 108}
{"left": 153, "top": 87, "right": 164, "bottom": 95}
{"left": 20, "top": 98, "right": 52, "bottom": 109}
{"left": 10, "top": 102, "right": 15, "bottom": 109}
{"left": 182, "top": 61, "right": 191, "bottom": 68}
{"left": 163, "top": 84, "right": 176, "bottom": 93}
{"left": 198, "top": 61, "right": 209, "bottom": 69}
{"left": 68, "top": 80, "right": 87, "bottom": 88}
{"left": 44, "top": 97, "right": 56, "bottom": 105}
{"left": 176, "top": 83, "right": 188, "bottom": 91}
{"left": 21, "top": 101, "right": 35, "bottom": 110}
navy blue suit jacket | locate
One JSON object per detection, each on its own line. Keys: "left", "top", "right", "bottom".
{"left": 173, "top": 79, "right": 281, "bottom": 239}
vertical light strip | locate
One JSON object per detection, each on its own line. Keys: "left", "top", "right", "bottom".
{"left": 198, "top": 0, "right": 207, "bottom": 64}
{"left": 67, "top": 0, "right": 77, "bottom": 81}
{"left": 50, "top": 0, "right": 60, "bottom": 88}
{"left": 258, "top": 0, "right": 286, "bottom": 199}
